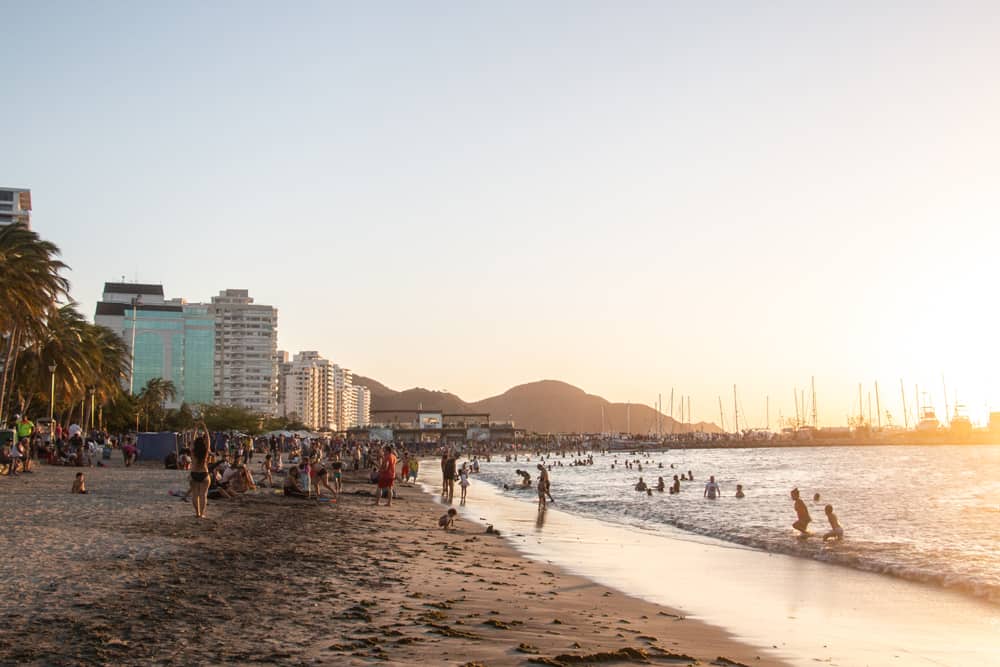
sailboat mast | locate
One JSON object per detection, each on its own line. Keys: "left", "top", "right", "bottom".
{"left": 875, "top": 381, "right": 882, "bottom": 429}
{"left": 718, "top": 396, "right": 725, "bottom": 433}
{"left": 733, "top": 384, "right": 739, "bottom": 434}
{"left": 669, "top": 388, "right": 674, "bottom": 435}
{"left": 867, "top": 392, "right": 873, "bottom": 427}
{"left": 941, "top": 375, "right": 950, "bottom": 426}
{"left": 858, "top": 383, "right": 864, "bottom": 425}
{"left": 900, "top": 379, "right": 909, "bottom": 430}
{"left": 766, "top": 395, "right": 770, "bottom": 430}
{"left": 811, "top": 376, "right": 818, "bottom": 428}
{"left": 794, "top": 388, "right": 800, "bottom": 428}
{"left": 687, "top": 396, "right": 692, "bottom": 431}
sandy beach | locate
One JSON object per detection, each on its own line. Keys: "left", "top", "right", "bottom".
{"left": 0, "top": 459, "right": 781, "bottom": 666}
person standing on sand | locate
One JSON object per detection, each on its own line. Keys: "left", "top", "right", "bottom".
{"left": 536, "top": 464, "right": 554, "bottom": 504}
{"left": 791, "top": 487, "right": 811, "bottom": 536}
{"left": 375, "top": 445, "right": 397, "bottom": 506}
{"left": 537, "top": 470, "right": 548, "bottom": 509}
{"left": 188, "top": 422, "right": 212, "bottom": 519}
{"left": 442, "top": 451, "right": 457, "bottom": 503}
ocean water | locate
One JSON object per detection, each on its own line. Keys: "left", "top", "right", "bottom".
{"left": 474, "top": 444, "right": 1000, "bottom": 605}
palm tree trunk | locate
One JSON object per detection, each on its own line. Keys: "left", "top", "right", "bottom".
{"left": 1, "top": 329, "right": 23, "bottom": 422}
{"left": 0, "top": 328, "right": 15, "bottom": 422}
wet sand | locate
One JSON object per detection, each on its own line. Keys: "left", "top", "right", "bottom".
{"left": 0, "top": 460, "right": 783, "bottom": 666}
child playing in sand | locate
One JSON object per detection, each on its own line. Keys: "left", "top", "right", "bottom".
{"left": 822, "top": 504, "right": 844, "bottom": 541}
{"left": 71, "top": 472, "right": 87, "bottom": 494}
{"left": 438, "top": 508, "right": 457, "bottom": 530}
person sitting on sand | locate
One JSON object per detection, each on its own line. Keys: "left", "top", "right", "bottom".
{"left": 822, "top": 504, "right": 844, "bottom": 541}
{"left": 735, "top": 484, "right": 745, "bottom": 499}
{"left": 704, "top": 475, "right": 721, "bottom": 500}
{"left": 635, "top": 477, "right": 648, "bottom": 492}
{"left": 791, "top": 488, "right": 811, "bottom": 536}
{"left": 228, "top": 464, "right": 257, "bottom": 494}
{"left": 656, "top": 476, "right": 666, "bottom": 492}
{"left": 439, "top": 507, "right": 457, "bottom": 530}
{"left": 71, "top": 472, "right": 87, "bottom": 494}
{"left": 283, "top": 466, "right": 308, "bottom": 498}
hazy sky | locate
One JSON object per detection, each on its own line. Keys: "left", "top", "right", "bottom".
{"left": 3, "top": 2, "right": 999, "bottom": 427}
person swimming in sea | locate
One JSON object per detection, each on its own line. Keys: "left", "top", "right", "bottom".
{"left": 791, "top": 487, "right": 811, "bottom": 536}
{"left": 703, "top": 475, "right": 721, "bottom": 500}
{"left": 822, "top": 504, "right": 844, "bottom": 541}
{"left": 670, "top": 475, "right": 680, "bottom": 494}
{"left": 634, "top": 477, "right": 648, "bottom": 492}
{"left": 735, "top": 483, "right": 745, "bottom": 499}
{"left": 656, "top": 476, "right": 665, "bottom": 492}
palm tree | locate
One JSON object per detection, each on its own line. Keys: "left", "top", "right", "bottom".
{"left": 0, "top": 222, "right": 70, "bottom": 421}
{"left": 137, "top": 378, "right": 177, "bottom": 431}
{"left": 13, "top": 305, "right": 132, "bottom": 427}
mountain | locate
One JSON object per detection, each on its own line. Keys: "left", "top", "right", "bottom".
{"left": 351, "top": 377, "right": 721, "bottom": 434}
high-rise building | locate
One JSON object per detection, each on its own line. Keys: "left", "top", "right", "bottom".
{"left": 0, "top": 187, "right": 31, "bottom": 226}
{"left": 94, "top": 283, "right": 214, "bottom": 407}
{"left": 282, "top": 351, "right": 338, "bottom": 430}
{"left": 353, "top": 385, "right": 371, "bottom": 427}
{"left": 211, "top": 289, "right": 279, "bottom": 415}
{"left": 333, "top": 365, "right": 356, "bottom": 430}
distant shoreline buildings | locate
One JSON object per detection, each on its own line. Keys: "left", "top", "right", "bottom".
{"left": 95, "top": 281, "right": 367, "bottom": 429}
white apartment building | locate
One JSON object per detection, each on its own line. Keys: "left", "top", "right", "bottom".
{"left": 0, "top": 187, "right": 31, "bottom": 226}
{"left": 211, "top": 289, "right": 279, "bottom": 415}
{"left": 282, "top": 351, "right": 338, "bottom": 430}
{"left": 353, "top": 385, "right": 371, "bottom": 427}
{"left": 333, "top": 365, "right": 356, "bottom": 430}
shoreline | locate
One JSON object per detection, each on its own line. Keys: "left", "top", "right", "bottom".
{"left": 0, "top": 460, "right": 783, "bottom": 666}
{"left": 453, "top": 472, "right": 1000, "bottom": 667}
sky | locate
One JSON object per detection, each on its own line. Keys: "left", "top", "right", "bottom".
{"left": 3, "top": 1, "right": 999, "bottom": 428}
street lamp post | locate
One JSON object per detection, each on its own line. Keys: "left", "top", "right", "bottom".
{"left": 128, "top": 296, "right": 140, "bottom": 396}
{"left": 48, "top": 364, "right": 57, "bottom": 423}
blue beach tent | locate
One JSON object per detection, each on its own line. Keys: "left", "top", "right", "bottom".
{"left": 136, "top": 432, "right": 178, "bottom": 462}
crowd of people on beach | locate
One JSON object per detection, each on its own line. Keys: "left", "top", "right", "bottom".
{"left": 3, "top": 413, "right": 847, "bottom": 541}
